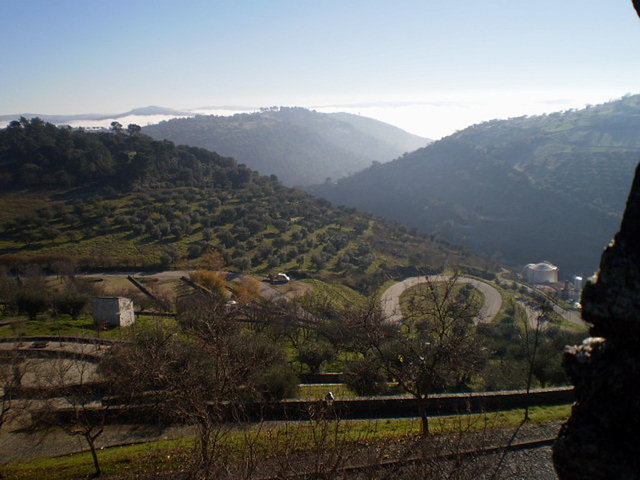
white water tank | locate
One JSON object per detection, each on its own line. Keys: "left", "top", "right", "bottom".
{"left": 523, "top": 262, "right": 559, "bottom": 284}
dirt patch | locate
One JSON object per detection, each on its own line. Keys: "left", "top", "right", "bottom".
{"left": 274, "top": 280, "right": 313, "bottom": 300}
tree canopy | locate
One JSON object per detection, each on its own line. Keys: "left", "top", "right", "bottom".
{"left": 0, "top": 117, "right": 251, "bottom": 191}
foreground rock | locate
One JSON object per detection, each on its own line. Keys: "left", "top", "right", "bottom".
{"left": 553, "top": 162, "right": 640, "bottom": 478}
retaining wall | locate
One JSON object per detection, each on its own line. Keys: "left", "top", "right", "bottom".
{"left": 52, "top": 387, "right": 574, "bottom": 426}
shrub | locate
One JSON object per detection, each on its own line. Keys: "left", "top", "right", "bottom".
{"left": 187, "top": 244, "right": 203, "bottom": 259}
{"left": 52, "top": 291, "right": 89, "bottom": 319}
{"left": 297, "top": 340, "right": 335, "bottom": 374}
{"left": 250, "top": 364, "right": 299, "bottom": 401}
{"left": 189, "top": 270, "right": 227, "bottom": 296}
{"left": 344, "top": 357, "right": 389, "bottom": 396}
{"left": 15, "top": 290, "right": 49, "bottom": 320}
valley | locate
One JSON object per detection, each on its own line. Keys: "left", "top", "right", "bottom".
{"left": 1, "top": 97, "right": 629, "bottom": 479}
{"left": 312, "top": 95, "right": 640, "bottom": 276}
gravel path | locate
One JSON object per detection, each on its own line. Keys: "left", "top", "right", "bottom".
{"left": 0, "top": 419, "right": 197, "bottom": 463}
{"left": 479, "top": 422, "right": 561, "bottom": 480}
{"left": 1, "top": 417, "right": 562, "bottom": 479}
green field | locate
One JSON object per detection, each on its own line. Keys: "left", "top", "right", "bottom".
{"left": 1, "top": 405, "right": 570, "bottom": 480}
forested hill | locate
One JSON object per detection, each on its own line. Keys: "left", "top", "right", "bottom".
{"left": 142, "top": 107, "right": 429, "bottom": 186}
{"left": 0, "top": 118, "right": 249, "bottom": 191}
{"left": 0, "top": 118, "right": 486, "bottom": 287}
{"left": 311, "top": 94, "right": 640, "bottom": 276}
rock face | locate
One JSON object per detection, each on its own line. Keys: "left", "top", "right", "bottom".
{"left": 552, "top": 162, "right": 640, "bottom": 479}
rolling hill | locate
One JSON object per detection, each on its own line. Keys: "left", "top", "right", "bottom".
{"left": 311, "top": 94, "right": 640, "bottom": 277}
{"left": 0, "top": 118, "right": 485, "bottom": 290}
{"left": 142, "top": 107, "right": 430, "bottom": 186}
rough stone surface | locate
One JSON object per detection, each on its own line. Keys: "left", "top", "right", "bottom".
{"left": 553, "top": 162, "right": 640, "bottom": 479}
{"left": 92, "top": 296, "right": 135, "bottom": 327}
{"left": 581, "top": 162, "right": 640, "bottom": 342}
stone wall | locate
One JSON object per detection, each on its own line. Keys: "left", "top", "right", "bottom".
{"left": 60, "top": 387, "right": 574, "bottom": 425}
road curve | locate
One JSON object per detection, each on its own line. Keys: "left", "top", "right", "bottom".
{"left": 380, "top": 276, "right": 502, "bottom": 324}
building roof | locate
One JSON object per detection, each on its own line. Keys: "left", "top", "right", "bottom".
{"left": 524, "top": 261, "right": 559, "bottom": 272}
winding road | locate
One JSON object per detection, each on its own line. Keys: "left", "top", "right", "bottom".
{"left": 380, "top": 276, "right": 502, "bottom": 324}
{"left": 76, "top": 271, "right": 505, "bottom": 325}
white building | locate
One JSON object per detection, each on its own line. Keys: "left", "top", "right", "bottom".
{"left": 573, "top": 275, "right": 584, "bottom": 291}
{"left": 92, "top": 297, "right": 135, "bottom": 328}
{"left": 523, "top": 262, "right": 559, "bottom": 284}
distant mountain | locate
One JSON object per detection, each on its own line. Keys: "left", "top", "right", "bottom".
{"left": 0, "top": 106, "right": 190, "bottom": 125}
{"left": 122, "top": 106, "right": 189, "bottom": 117}
{"left": 311, "top": 94, "right": 640, "bottom": 276}
{"left": 142, "top": 107, "right": 430, "bottom": 186}
{"left": 0, "top": 106, "right": 429, "bottom": 187}
{"left": 325, "top": 112, "right": 428, "bottom": 153}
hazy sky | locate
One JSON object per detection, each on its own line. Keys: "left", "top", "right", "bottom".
{"left": 2, "top": 1, "right": 640, "bottom": 138}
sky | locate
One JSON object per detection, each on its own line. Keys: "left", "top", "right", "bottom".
{"left": 2, "top": 1, "right": 640, "bottom": 139}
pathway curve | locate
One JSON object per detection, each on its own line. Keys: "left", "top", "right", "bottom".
{"left": 510, "top": 281, "right": 587, "bottom": 329}
{"left": 380, "top": 276, "right": 502, "bottom": 324}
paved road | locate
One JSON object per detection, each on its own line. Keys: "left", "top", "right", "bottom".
{"left": 224, "top": 272, "right": 289, "bottom": 302}
{"left": 80, "top": 270, "right": 286, "bottom": 301}
{"left": 74, "top": 270, "right": 509, "bottom": 327}
{"left": 558, "top": 308, "right": 585, "bottom": 327}
{"left": 0, "top": 338, "right": 110, "bottom": 357}
{"left": 79, "top": 270, "right": 193, "bottom": 278}
{"left": 380, "top": 276, "right": 502, "bottom": 324}
{"left": 511, "top": 281, "right": 587, "bottom": 329}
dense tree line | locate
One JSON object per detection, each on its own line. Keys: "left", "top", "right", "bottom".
{"left": 0, "top": 117, "right": 252, "bottom": 191}
{"left": 0, "top": 264, "right": 99, "bottom": 323}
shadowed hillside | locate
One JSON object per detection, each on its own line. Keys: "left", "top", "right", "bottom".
{"left": 311, "top": 95, "right": 640, "bottom": 276}
{"left": 143, "top": 107, "right": 429, "bottom": 186}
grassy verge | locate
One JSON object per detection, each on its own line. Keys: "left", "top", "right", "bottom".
{"left": 0, "top": 314, "right": 104, "bottom": 339}
{"left": 296, "top": 383, "right": 357, "bottom": 399}
{"left": 399, "top": 281, "right": 483, "bottom": 321}
{"left": 1, "top": 404, "right": 570, "bottom": 480}
{"left": 298, "top": 279, "right": 366, "bottom": 308}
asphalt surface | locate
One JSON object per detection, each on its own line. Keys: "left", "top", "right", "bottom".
{"left": 380, "top": 275, "right": 503, "bottom": 324}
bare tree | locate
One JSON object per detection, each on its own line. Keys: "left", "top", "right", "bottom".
{"left": 28, "top": 356, "right": 106, "bottom": 477}
{"left": 0, "top": 347, "right": 26, "bottom": 432}
{"left": 520, "top": 296, "right": 553, "bottom": 421}
{"left": 98, "top": 318, "right": 231, "bottom": 477}
{"left": 348, "top": 275, "right": 485, "bottom": 436}
{"left": 100, "top": 293, "right": 296, "bottom": 478}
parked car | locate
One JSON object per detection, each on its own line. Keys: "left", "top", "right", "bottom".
{"left": 268, "top": 272, "right": 290, "bottom": 284}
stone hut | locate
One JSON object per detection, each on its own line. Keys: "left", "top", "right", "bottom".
{"left": 92, "top": 297, "right": 135, "bottom": 328}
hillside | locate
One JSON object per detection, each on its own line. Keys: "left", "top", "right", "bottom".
{"left": 311, "top": 95, "right": 640, "bottom": 276}
{"left": 0, "top": 118, "right": 485, "bottom": 289}
{"left": 142, "top": 107, "right": 429, "bottom": 186}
